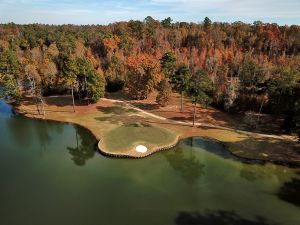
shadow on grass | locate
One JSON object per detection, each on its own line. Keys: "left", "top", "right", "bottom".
{"left": 105, "top": 90, "right": 131, "bottom": 101}
{"left": 20, "top": 107, "right": 73, "bottom": 114}
{"left": 228, "top": 136, "right": 300, "bottom": 165}
{"left": 224, "top": 112, "right": 285, "bottom": 135}
{"left": 95, "top": 115, "right": 147, "bottom": 125}
{"left": 169, "top": 116, "right": 192, "bottom": 122}
{"left": 21, "top": 96, "right": 76, "bottom": 113}
{"left": 96, "top": 105, "right": 137, "bottom": 115}
{"left": 145, "top": 119, "right": 192, "bottom": 127}
{"left": 175, "top": 210, "right": 279, "bottom": 225}
{"left": 131, "top": 102, "right": 159, "bottom": 110}
{"left": 123, "top": 122, "right": 152, "bottom": 127}
{"left": 44, "top": 95, "right": 92, "bottom": 107}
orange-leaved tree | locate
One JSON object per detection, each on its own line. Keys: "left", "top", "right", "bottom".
{"left": 126, "top": 53, "right": 161, "bottom": 99}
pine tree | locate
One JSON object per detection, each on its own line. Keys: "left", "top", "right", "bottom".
{"left": 170, "top": 65, "right": 191, "bottom": 112}
{"left": 160, "top": 52, "right": 177, "bottom": 78}
{"left": 188, "top": 70, "right": 215, "bottom": 126}
{"left": 203, "top": 17, "right": 212, "bottom": 30}
{"left": 156, "top": 79, "right": 172, "bottom": 107}
{"left": 62, "top": 55, "right": 78, "bottom": 111}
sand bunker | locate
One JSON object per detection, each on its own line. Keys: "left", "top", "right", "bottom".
{"left": 135, "top": 145, "right": 148, "bottom": 153}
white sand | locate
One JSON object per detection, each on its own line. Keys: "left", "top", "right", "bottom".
{"left": 135, "top": 145, "right": 148, "bottom": 153}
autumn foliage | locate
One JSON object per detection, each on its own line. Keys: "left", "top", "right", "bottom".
{"left": 126, "top": 53, "right": 162, "bottom": 99}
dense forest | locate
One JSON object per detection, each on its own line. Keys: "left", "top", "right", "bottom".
{"left": 0, "top": 17, "right": 299, "bottom": 137}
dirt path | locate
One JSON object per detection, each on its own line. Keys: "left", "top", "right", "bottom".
{"left": 103, "top": 98, "right": 296, "bottom": 142}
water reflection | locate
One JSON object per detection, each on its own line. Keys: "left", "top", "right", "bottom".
{"left": 1, "top": 101, "right": 300, "bottom": 225}
{"left": 186, "top": 137, "right": 265, "bottom": 165}
{"left": 277, "top": 177, "right": 300, "bottom": 208}
{"left": 34, "top": 120, "right": 51, "bottom": 155}
{"left": 5, "top": 116, "right": 65, "bottom": 154}
{"left": 67, "top": 125, "right": 97, "bottom": 166}
{"left": 34, "top": 120, "right": 63, "bottom": 155}
{"left": 163, "top": 139, "right": 205, "bottom": 184}
{"left": 1, "top": 100, "right": 97, "bottom": 165}
{"left": 175, "top": 210, "right": 279, "bottom": 225}
{"left": 0, "top": 100, "right": 12, "bottom": 117}
{"left": 239, "top": 165, "right": 275, "bottom": 181}
{"left": 5, "top": 116, "right": 34, "bottom": 147}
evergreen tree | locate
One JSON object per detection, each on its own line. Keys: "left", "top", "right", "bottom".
{"left": 63, "top": 55, "right": 78, "bottom": 111}
{"left": 86, "top": 69, "right": 105, "bottom": 103}
{"left": 267, "top": 67, "right": 300, "bottom": 134}
{"left": 170, "top": 65, "right": 191, "bottom": 112}
{"left": 161, "top": 17, "right": 173, "bottom": 28}
{"left": 203, "top": 17, "right": 212, "bottom": 30}
{"left": 188, "top": 70, "right": 215, "bottom": 126}
{"left": 0, "top": 50, "right": 21, "bottom": 102}
{"left": 160, "top": 52, "right": 177, "bottom": 78}
{"left": 156, "top": 79, "right": 172, "bottom": 107}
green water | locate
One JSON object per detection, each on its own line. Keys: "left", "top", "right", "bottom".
{"left": 0, "top": 101, "right": 300, "bottom": 225}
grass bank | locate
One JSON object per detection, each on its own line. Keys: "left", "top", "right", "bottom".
{"left": 16, "top": 96, "right": 300, "bottom": 165}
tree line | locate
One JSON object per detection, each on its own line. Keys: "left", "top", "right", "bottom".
{"left": 0, "top": 17, "right": 299, "bottom": 138}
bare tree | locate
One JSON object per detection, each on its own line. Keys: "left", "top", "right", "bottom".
{"left": 25, "top": 64, "right": 45, "bottom": 116}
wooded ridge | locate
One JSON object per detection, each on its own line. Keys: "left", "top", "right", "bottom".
{"left": 0, "top": 17, "right": 299, "bottom": 138}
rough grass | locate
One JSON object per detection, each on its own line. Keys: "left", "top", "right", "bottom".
{"left": 227, "top": 136, "right": 300, "bottom": 162}
{"left": 101, "top": 122, "right": 177, "bottom": 153}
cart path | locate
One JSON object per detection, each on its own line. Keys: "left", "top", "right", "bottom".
{"left": 103, "top": 98, "right": 296, "bottom": 141}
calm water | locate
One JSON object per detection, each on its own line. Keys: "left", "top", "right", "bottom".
{"left": 0, "top": 101, "right": 300, "bottom": 225}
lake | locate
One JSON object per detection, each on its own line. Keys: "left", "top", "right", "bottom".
{"left": 0, "top": 101, "right": 300, "bottom": 225}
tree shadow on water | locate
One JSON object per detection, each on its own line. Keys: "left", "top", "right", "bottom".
{"left": 6, "top": 116, "right": 64, "bottom": 155}
{"left": 183, "top": 137, "right": 265, "bottom": 165}
{"left": 163, "top": 142, "right": 205, "bottom": 184}
{"left": 277, "top": 177, "right": 300, "bottom": 208}
{"left": 239, "top": 164, "right": 275, "bottom": 182}
{"left": 175, "top": 210, "right": 280, "bottom": 225}
{"left": 67, "top": 125, "right": 97, "bottom": 166}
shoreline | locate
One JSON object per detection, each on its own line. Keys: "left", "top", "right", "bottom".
{"left": 15, "top": 107, "right": 181, "bottom": 158}
{"left": 98, "top": 135, "right": 179, "bottom": 158}
{"left": 15, "top": 110, "right": 300, "bottom": 168}
{"left": 13, "top": 97, "right": 300, "bottom": 167}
